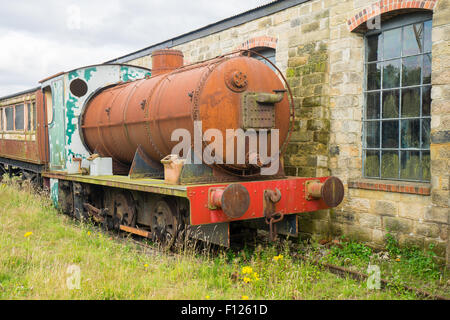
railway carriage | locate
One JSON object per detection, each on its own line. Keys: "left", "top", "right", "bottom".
{"left": 0, "top": 49, "right": 344, "bottom": 247}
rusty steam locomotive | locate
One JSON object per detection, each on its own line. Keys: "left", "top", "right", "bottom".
{"left": 0, "top": 49, "right": 344, "bottom": 246}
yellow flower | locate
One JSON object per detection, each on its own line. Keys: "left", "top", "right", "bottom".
{"left": 273, "top": 254, "right": 284, "bottom": 261}
{"left": 253, "top": 272, "right": 260, "bottom": 281}
{"left": 87, "top": 231, "right": 91, "bottom": 236}
{"left": 24, "top": 232, "right": 33, "bottom": 238}
{"left": 243, "top": 277, "right": 252, "bottom": 283}
{"left": 205, "top": 295, "right": 210, "bottom": 300}
{"left": 241, "top": 266, "right": 253, "bottom": 274}
{"left": 241, "top": 295, "right": 249, "bottom": 300}
{"left": 144, "top": 264, "right": 149, "bottom": 268}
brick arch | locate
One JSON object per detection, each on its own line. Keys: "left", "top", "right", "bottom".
{"left": 236, "top": 36, "right": 278, "bottom": 50}
{"left": 347, "top": 0, "right": 437, "bottom": 33}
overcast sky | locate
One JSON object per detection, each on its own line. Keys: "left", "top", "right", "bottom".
{"left": 0, "top": 0, "right": 274, "bottom": 97}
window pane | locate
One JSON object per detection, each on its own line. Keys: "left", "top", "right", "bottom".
{"left": 33, "top": 102, "right": 37, "bottom": 130}
{"left": 400, "top": 151, "right": 421, "bottom": 180}
{"left": 365, "top": 122, "right": 380, "bottom": 148}
{"left": 365, "top": 150, "right": 380, "bottom": 178}
{"left": 15, "top": 104, "right": 24, "bottom": 130}
{"left": 384, "top": 28, "right": 402, "bottom": 59}
{"left": 6, "top": 107, "right": 13, "bottom": 131}
{"left": 381, "top": 151, "right": 399, "bottom": 179}
{"left": 422, "top": 118, "right": 430, "bottom": 149}
{"left": 401, "top": 88, "right": 420, "bottom": 117}
{"left": 401, "top": 119, "right": 420, "bottom": 148}
{"left": 382, "top": 120, "right": 399, "bottom": 148}
{"left": 403, "top": 23, "right": 423, "bottom": 56}
{"left": 366, "top": 92, "right": 380, "bottom": 119}
{"left": 422, "top": 86, "right": 431, "bottom": 116}
{"left": 382, "top": 90, "right": 399, "bottom": 118}
{"left": 424, "top": 20, "right": 432, "bottom": 53}
{"left": 27, "top": 103, "right": 31, "bottom": 131}
{"left": 402, "top": 56, "right": 421, "bottom": 86}
{"left": 423, "top": 54, "right": 431, "bottom": 84}
{"left": 0, "top": 109, "right": 3, "bottom": 131}
{"left": 367, "top": 34, "right": 382, "bottom": 62}
{"left": 422, "top": 151, "right": 430, "bottom": 181}
{"left": 367, "top": 63, "right": 381, "bottom": 90}
{"left": 383, "top": 59, "right": 400, "bottom": 88}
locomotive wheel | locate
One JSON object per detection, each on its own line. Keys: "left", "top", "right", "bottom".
{"left": 114, "top": 192, "right": 136, "bottom": 227}
{"left": 151, "top": 200, "right": 179, "bottom": 249}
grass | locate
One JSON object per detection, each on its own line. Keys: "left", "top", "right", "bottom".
{"left": 0, "top": 179, "right": 434, "bottom": 300}
{"left": 315, "top": 235, "right": 449, "bottom": 298}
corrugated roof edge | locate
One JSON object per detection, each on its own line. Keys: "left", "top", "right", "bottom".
{"left": 0, "top": 86, "right": 40, "bottom": 102}
{"left": 104, "top": 0, "right": 309, "bottom": 64}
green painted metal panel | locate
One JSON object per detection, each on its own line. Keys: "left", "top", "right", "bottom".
{"left": 48, "top": 79, "right": 66, "bottom": 170}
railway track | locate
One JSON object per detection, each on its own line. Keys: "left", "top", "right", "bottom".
{"left": 104, "top": 226, "right": 449, "bottom": 301}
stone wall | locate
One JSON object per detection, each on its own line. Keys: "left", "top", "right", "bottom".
{"left": 122, "top": 0, "right": 449, "bottom": 265}
{"left": 429, "top": 0, "right": 450, "bottom": 266}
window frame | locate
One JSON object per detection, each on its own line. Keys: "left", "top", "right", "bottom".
{"left": 362, "top": 12, "right": 433, "bottom": 182}
{"left": 1, "top": 99, "right": 36, "bottom": 132}
{"left": 0, "top": 108, "right": 3, "bottom": 131}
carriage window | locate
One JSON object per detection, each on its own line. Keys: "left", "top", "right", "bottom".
{"left": 15, "top": 104, "right": 24, "bottom": 130}
{"left": 364, "top": 16, "right": 432, "bottom": 182}
{"left": 5, "top": 107, "right": 14, "bottom": 131}
{"left": 27, "top": 103, "right": 31, "bottom": 130}
{"left": 0, "top": 108, "right": 3, "bottom": 131}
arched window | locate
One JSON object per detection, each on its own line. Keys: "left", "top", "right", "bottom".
{"left": 237, "top": 36, "right": 278, "bottom": 71}
{"left": 249, "top": 46, "right": 277, "bottom": 71}
{"left": 363, "top": 12, "right": 432, "bottom": 182}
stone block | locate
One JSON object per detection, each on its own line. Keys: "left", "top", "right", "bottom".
{"left": 374, "top": 200, "right": 398, "bottom": 216}
{"left": 345, "top": 225, "right": 373, "bottom": 243}
{"left": 359, "top": 213, "right": 382, "bottom": 229}
{"left": 399, "top": 234, "right": 425, "bottom": 249}
{"left": 288, "top": 56, "right": 308, "bottom": 67}
{"left": 398, "top": 202, "right": 427, "bottom": 220}
{"left": 372, "top": 229, "right": 385, "bottom": 245}
{"left": 383, "top": 216, "right": 413, "bottom": 234}
{"left": 424, "top": 206, "right": 449, "bottom": 224}
{"left": 330, "top": 210, "right": 356, "bottom": 224}
{"left": 415, "top": 222, "right": 441, "bottom": 239}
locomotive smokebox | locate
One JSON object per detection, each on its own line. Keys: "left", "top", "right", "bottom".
{"left": 81, "top": 51, "right": 292, "bottom": 177}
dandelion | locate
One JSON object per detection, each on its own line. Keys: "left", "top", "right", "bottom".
{"left": 241, "top": 266, "right": 253, "bottom": 274}
{"left": 24, "top": 232, "right": 33, "bottom": 238}
{"left": 273, "top": 254, "right": 283, "bottom": 261}
{"left": 144, "top": 264, "right": 149, "bottom": 268}
{"left": 205, "top": 295, "right": 210, "bottom": 300}
{"left": 87, "top": 231, "right": 91, "bottom": 236}
{"left": 243, "top": 277, "right": 252, "bottom": 283}
{"left": 241, "top": 295, "right": 249, "bottom": 300}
